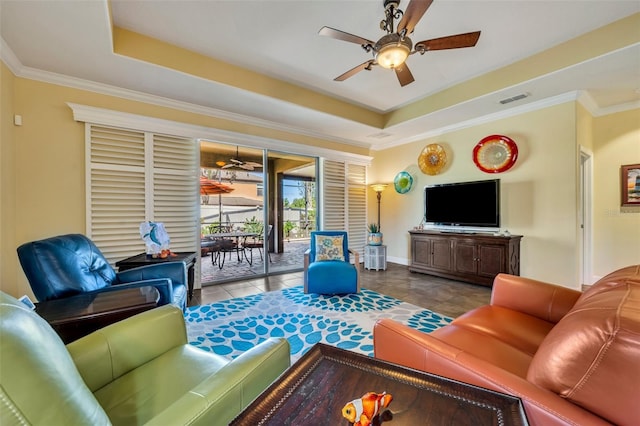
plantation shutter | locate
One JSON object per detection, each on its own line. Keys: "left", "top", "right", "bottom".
{"left": 321, "top": 160, "right": 367, "bottom": 262}
{"left": 322, "top": 160, "right": 346, "bottom": 230}
{"left": 86, "top": 124, "right": 198, "bottom": 264}
{"left": 151, "top": 134, "right": 199, "bottom": 251}
{"left": 347, "top": 164, "right": 367, "bottom": 256}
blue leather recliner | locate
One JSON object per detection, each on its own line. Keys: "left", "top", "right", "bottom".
{"left": 17, "top": 234, "right": 187, "bottom": 310}
{"left": 304, "top": 230, "right": 360, "bottom": 294}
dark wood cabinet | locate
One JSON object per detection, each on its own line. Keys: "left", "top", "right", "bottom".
{"left": 411, "top": 234, "right": 452, "bottom": 272}
{"left": 409, "top": 230, "right": 522, "bottom": 287}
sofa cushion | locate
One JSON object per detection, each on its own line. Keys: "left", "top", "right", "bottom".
{"left": 527, "top": 265, "right": 640, "bottom": 426}
{"left": 95, "top": 345, "right": 227, "bottom": 425}
{"left": 431, "top": 324, "right": 534, "bottom": 378}
{"left": 452, "top": 305, "right": 555, "bottom": 356}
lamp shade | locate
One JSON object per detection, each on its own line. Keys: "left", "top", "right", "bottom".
{"left": 371, "top": 183, "right": 388, "bottom": 193}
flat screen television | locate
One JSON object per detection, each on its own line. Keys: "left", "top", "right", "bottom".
{"left": 424, "top": 179, "right": 500, "bottom": 229}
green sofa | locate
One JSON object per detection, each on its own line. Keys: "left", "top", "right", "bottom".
{"left": 0, "top": 291, "right": 290, "bottom": 425}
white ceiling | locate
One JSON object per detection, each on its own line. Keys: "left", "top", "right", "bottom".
{"left": 1, "top": 0, "right": 639, "bottom": 150}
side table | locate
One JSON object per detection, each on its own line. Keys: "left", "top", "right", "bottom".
{"left": 364, "top": 244, "right": 387, "bottom": 271}
{"left": 35, "top": 286, "right": 160, "bottom": 343}
{"left": 116, "top": 251, "right": 197, "bottom": 299}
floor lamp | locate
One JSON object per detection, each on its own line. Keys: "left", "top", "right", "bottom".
{"left": 370, "top": 184, "right": 388, "bottom": 231}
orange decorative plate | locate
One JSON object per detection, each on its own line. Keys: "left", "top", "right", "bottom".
{"left": 418, "top": 144, "right": 447, "bottom": 175}
{"left": 473, "top": 135, "right": 518, "bottom": 173}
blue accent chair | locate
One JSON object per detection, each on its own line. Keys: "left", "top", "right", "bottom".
{"left": 304, "top": 230, "right": 360, "bottom": 294}
{"left": 17, "top": 234, "right": 187, "bottom": 311}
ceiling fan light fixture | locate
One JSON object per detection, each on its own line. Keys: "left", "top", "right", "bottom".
{"left": 375, "top": 34, "right": 412, "bottom": 69}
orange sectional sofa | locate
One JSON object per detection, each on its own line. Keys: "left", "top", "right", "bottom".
{"left": 374, "top": 265, "right": 640, "bottom": 426}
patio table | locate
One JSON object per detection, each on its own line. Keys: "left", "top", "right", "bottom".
{"left": 206, "top": 232, "right": 258, "bottom": 269}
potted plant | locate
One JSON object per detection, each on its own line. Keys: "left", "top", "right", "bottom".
{"left": 367, "top": 223, "right": 383, "bottom": 246}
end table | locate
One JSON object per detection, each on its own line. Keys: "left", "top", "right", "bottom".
{"left": 364, "top": 245, "right": 387, "bottom": 271}
{"left": 35, "top": 286, "right": 160, "bottom": 343}
{"left": 116, "top": 251, "right": 197, "bottom": 299}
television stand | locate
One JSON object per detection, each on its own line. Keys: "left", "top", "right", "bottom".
{"left": 408, "top": 230, "right": 522, "bottom": 287}
{"left": 439, "top": 230, "right": 476, "bottom": 234}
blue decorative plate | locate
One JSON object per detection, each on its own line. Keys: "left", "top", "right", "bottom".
{"left": 394, "top": 171, "right": 414, "bottom": 194}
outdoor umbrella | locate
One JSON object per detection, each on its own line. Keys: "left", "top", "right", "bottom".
{"left": 199, "top": 176, "right": 234, "bottom": 195}
{"left": 200, "top": 176, "right": 235, "bottom": 223}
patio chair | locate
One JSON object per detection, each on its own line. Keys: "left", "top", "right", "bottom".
{"left": 243, "top": 224, "right": 273, "bottom": 266}
{"left": 211, "top": 238, "right": 242, "bottom": 269}
{"left": 17, "top": 234, "right": 187, "bottom": 311}
{"left": 304, "top": 230, "right": 360, "bottom": 295}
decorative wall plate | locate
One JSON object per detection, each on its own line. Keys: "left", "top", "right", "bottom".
{"left": 394, "top": 171, "right": 414, "bottom": 194}
{"left": 473, "top": 135, "right": 518, "bottom": 173}
{"left": 418, "top": 144, "right": 447, "bottom": 175}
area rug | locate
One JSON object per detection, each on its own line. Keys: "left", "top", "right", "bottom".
{"left": 184, "top": 286, "right": 452, "bottom": 362}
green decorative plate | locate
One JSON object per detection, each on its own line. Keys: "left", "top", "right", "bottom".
{"left": 394, "top": 171, "right": 414, "bottom": 194}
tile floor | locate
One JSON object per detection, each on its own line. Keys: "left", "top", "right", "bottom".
{"left": 189, "top": 262, "right": 492, "bottom": 319}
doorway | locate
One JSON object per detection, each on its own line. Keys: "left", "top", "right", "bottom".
{"left": 579, "top": 147, "right": 593, "bottom": 286}
{"left": 199, "top": 141, "right": 317, "bottom": 285}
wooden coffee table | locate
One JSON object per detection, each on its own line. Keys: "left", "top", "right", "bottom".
{"left": 231, "top": 343, "right": 528, "bottom": 425}
{"left": 35, "top": 286, "right": 160, "bottom": 343}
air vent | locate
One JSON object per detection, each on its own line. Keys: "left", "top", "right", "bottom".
{"left": 367, "top": 132, "right": 392, "bottom": 139}
{"left": 499, "top": 93, "right": 530, "bottom": 105}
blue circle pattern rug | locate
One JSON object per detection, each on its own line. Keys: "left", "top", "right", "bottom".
{"left": 185, "top": 286, "right": 452, "bottom": 363}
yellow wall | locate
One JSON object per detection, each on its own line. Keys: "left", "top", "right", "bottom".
{"left": 1, "top": 62, "right": 17, "bottom": 296}
{"left": 0, "top": 72, "right": 365, "bottom": 298}
{"left": 371, "top": 102, "right": 582, "bottom": 286}
{"left": 371, "top": 103, "right": 640, "bottom": 288}
{"left": 592, "top": 108, "right": 640, "bottom": 277}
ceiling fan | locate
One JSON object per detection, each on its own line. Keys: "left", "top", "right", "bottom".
{"left": 220, "top": 146, "right": 262, "bottom": 171}
{"left": 319, "top": 0, "right": 481, "bottom": 87}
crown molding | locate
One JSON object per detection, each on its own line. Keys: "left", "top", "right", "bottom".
{"left": 4, "top": 36, "right": 637, "bottom": 154}
{"left": 591, "top": 99, "right": 640, "bottom": 116}
{"left": 577, "top": 90, "right": 600, "bottom": 115}
{"left": 373, "top": 92, "right": 580, "bottom": 151}
{"left": 0, "top": 37, "right": 370, "bottom": 150}
{"left": 0, "top": 38, "right": 21, "bottom": 74}
{"left": 68, "top": 103, "right": 372, "bottom": 166}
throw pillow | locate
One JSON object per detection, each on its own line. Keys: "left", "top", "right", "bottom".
{"left": 315, "top": 235, "right": 345, "bottom": 261}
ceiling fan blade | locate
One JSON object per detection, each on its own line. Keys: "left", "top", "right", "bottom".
{"left": 395, "top": 64, "right": 415, "bottom": 87}
{"left": 334, "top": 60, "right": 375, "bottom": 82}
{"left": 221, "top": 164, "right": 234, "bottom": 169}
{"left": 319, "top": 26, "right": 375, "bottom": 47}
{"left": 397, "top": 0, "right": 433, "bottom": 35}
{"left": 239, "top": 164, "right": 254, "bottom": 171}
{"left": 415, "top": 31, "right": 481, "bottom": 51}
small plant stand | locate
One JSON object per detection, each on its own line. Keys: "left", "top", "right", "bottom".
{"left": 364, "top": 244, "right": 387, "bottom": 271}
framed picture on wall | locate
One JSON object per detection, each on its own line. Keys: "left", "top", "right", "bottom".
{"left": 621, "top": 164, "right": 640, "bottom": 207}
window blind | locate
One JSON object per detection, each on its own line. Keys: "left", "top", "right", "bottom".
{"left": 321, "top": 160, "right": 346, "bottom": 231}
{"left": 86, "top": 124, "right": 198, "bottom": 265}
{"left": 347, "top": 163, "right": 367, "bottom": 257}
{"left": 321, "top": 160, "right": 367, "bottom": 261}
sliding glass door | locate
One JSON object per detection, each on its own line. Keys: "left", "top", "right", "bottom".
{"left": 266, "top": 150, "right": 317, "bottom": 275}
{"left": 199, "top": 141, "right": 316, "bottom": 285}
